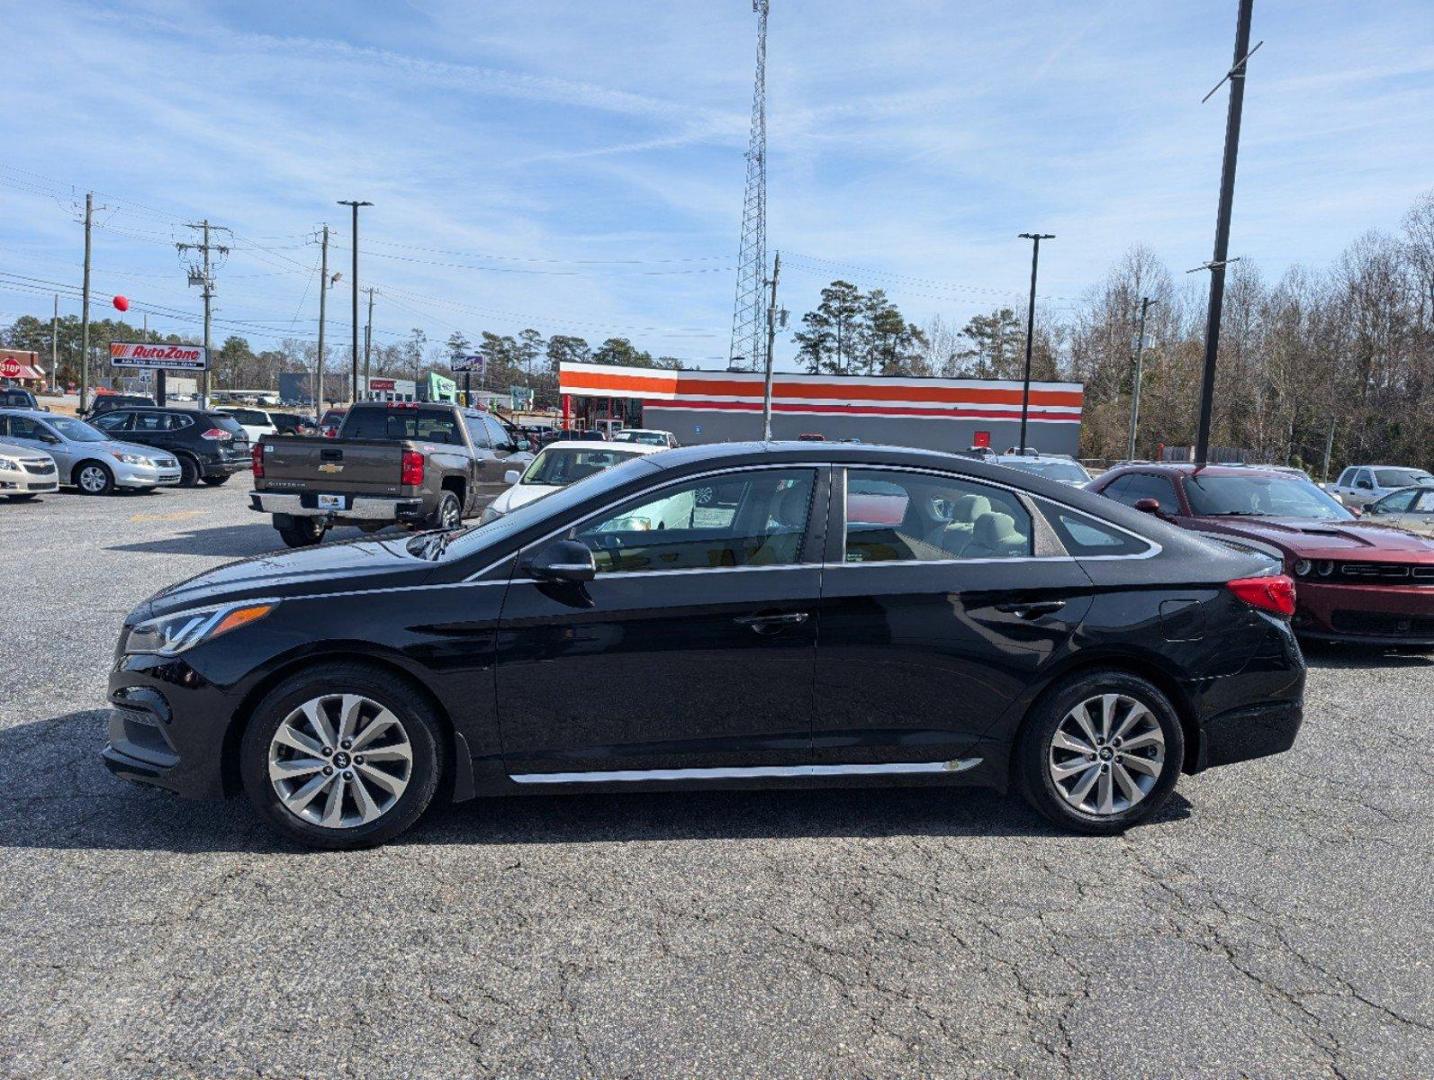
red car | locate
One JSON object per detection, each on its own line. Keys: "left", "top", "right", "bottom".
{"left": 1090, "top": 464, "right": 1434, "bottom": 646}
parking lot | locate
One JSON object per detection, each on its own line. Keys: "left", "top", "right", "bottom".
{"left": 1, "top": 482, "right": 1431, "bottom": 1078}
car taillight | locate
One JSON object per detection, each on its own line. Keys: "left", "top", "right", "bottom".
{"left": 400, "top": 450, "right": 424, "bottom": 487}
{"left": 323, "top": 427, "right": 338, "bottom": 439}
{"left": 199, "top": 428, "right": 233, "bottom": 441}
{"left": 1227, "top": 575, "right": 1296, "bottom": 618}
{"left": 251, "top": 443, "right": 265, "bottom": 478}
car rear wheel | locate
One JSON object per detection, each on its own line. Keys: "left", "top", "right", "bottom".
{"left": 1016, "top": 671, "right": 1184, "bottom": 835}
{"left": 177, "top": 455, "right": 201, "bottom": 487}
{"left": 200, "top": 474, "right": 230, "bottom": 487}
{"left": 276, "top": 518, "right": 327, "bottom": 548}
{"left": 428, "top": 489, "right": 462, "bottom": 531}
{"left": 240, "top": 665, "right": 443, "bottom": 849}
{"left": 74, "top": 461, "right": 115, "bottom": 496}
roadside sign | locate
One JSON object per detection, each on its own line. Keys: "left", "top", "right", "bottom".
{"left": 452, "top": 354, "right": 485, "bottom": 374}
{"left": 972, "top": 430, "right": 991, "bottom": 448}
{"left": 110, "top": 342, "right": 208, "bottom": 371}
{"left": 0, "top": 357, "right": 20, "bottom": 379}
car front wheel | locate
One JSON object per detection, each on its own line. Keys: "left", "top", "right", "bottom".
{"left": 240, "top": 665, "right": 444, "bottom": 849}
{"left": 74, "top": 461, "right": 115, "bottom": 495}
{"left": 1015, "top": 671, "right": 1184, "bottom": 835}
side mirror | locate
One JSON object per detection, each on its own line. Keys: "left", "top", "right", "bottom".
{"left": 526, "top": 539, "right": 596, "bottom": 583}
{"left": 1133, "top": 497, "right": 1164, "bottom": 516}
{"left": 503, "top": 469, "right": 521, "bottom": 486}
{"left": 1349, "top": 506, "right": 1362, "bottom": 518}
{"left": 40, "top": 432, "right": 62, "bottom": 445}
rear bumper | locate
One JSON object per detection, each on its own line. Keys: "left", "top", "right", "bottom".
{"left": 249, "top": 491, "right": 426, "bottom": 523}
{"left": 1193, "top": 700, "right": 1304, "bottom": 771}
{"left": 1293, "top": 580, "right": 1434, "bottom": 645}
{"left": 202, "top": 458, "right": 252, "bottom": 478}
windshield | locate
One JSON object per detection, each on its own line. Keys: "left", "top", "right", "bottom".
{"left": 411, "top": 454, "right": 660, "bottom": 560}
{"left": 1374, "top": 468, "right": 1434, "bottom": 487}
{"left": 48, "top": 416, "right": 109, "bottom": 443}
{"left": 522, "top": 446, "right": 642, "bottom": 485}
{"left": 1003, "top": 460, "right": 1090, "bottom": 483}
{"left": 1186, "top": 473, "right": 1354, "bottom": 520}
{"left": 614, "top": 431, "right": 667, "bottom": 446}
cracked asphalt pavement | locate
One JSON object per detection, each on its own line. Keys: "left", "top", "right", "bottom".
{"left": 1, "top": 483, "right": 1431, "bottom": 1078}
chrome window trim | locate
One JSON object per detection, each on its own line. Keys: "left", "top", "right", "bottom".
{"left": 509, "top": 758, "right": 983, "bottom": 785}
{"left": 465, "top": 461, "right": 831, "bottom": 582}
{"left": 835, "top": 463, "right": 1162, "bottom": 565}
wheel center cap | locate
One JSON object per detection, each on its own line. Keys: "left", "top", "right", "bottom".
{"left": 333, "top": 751, "right": 351, "bottom": 769}
{"left": 1098, "top": 747, "right": 1114, "bottom": 761}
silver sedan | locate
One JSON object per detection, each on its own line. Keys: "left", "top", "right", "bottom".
{"left": 0, "top": 409, "right": 182, "bottom": 494}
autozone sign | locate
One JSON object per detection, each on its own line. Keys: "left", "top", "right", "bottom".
{"left": 110, "top": 342, "right": 209, "bottom": 370}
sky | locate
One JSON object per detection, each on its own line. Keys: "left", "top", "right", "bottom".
{"left": 1, "top": 0, "right": 1431, "bottom": 372}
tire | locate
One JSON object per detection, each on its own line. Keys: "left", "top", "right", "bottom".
{"left": 74, "top": 461, "right": 115, "bottom": 496}
{"left": 6, "top": 493, "right": 39, "bottom": 502}
{"left": 428, "top": 489, "right": 462, "bottom": 531}
{"left": 200, "top": 474, "right": 230, "bottom": 487}
{"left": 277, "top": 518, "right": 328, "bottom": 548}
{"left": 1015, "top": 671, "right": 1184, "bottom": 835}
{"left": 177, "top": 455, "right": 201, "bottom": 488}
{"left": 240, "top": 664, "right": 444, "bottom": 849}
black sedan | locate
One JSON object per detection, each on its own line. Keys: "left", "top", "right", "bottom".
{"left": 102, "top": 442, "right": 1305, "bottom": 849}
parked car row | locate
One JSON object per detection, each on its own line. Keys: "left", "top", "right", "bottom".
{"left": 0, "top": 409, "right": 183, "bottom": 495}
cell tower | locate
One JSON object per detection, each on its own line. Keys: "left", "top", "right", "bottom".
{"left": 728, "top": 0, "right": 769, "bottom": 372}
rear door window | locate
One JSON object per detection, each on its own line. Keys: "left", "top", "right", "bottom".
{"left": 843, "top": 469, "right": 1032, "bottom": 562}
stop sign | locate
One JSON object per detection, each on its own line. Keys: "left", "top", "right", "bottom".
{"left": 0, "top": 357, "right": 21, "bottom": 379}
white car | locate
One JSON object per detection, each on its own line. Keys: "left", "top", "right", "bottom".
{"left": 992, "top": 452, "right": 1093, "bottom": 487}
{"left": 1329, "top": 464, "right": 1434, "bottom": 509}
{"left": 612, "top": 428, "right": 679, "bottom": 449}
{"left": 217, "top": 407, "right": 278, "bottom": 443}
{"left": 0, "top": 439, "right": 59, "bottom": 501}
{"left": 479, "top": 440, "right": 664, "bottom": 523}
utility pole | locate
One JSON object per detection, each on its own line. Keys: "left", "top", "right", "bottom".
{"left": 761, "top": 252, "right": 782, "bottom": 441}
{"left": 80, "top": 193, "right": 93, "bottom": 412}
{"left": 1127, "top": 297, "right": 1157, "bottom": 461}
{"left": 1017, "top": 232, "right": 1055, "bottom": 453}
{"left": 363, "top": 287, "right": 375, "bottom": 394}
{"left": 50, "top": 295, "right": 58, "bottom": 392}
{"left": 337, "top": 200, "right": 372, "bottom": 403}
{"left": 316, "top": 224, "right": 329, "bottom": 416}
{"left": 177, "top": 220, "right": 230, "bottom": 409}
{"left": 1194, "top": 0, "right": 1259, "bottom": 465}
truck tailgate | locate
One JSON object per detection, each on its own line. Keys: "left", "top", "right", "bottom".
{"left": 260, "top": 437, "right": 407, "bottom": 495}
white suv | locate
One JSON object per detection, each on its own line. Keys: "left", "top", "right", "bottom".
{"left": 1330, "top": 465, "right": 1434, "bottom": 509}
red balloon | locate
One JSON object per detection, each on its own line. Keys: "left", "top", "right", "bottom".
{"left": 113, "top": 295, "right": 129, "bottom": 312}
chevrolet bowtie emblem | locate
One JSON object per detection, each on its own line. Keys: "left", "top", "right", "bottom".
{"left": 318, "top": 463, "right": 344, "bottom": 474}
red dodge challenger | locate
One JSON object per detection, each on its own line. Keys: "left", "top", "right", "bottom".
{"left": 1090, "top": 463, "right": 1434, "bottom": 646}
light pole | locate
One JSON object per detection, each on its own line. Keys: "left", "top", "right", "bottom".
{"left": 337, "top": 200, "right": 372, "bottom": 403}
{"left": 1017, "top": 232, "right": 1054, "bottom": 453}
{"left": 1127, "top": 297, "right": 1157, "bottom": 461}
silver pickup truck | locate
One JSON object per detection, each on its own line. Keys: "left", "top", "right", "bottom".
{"left": 250, "top": 402, "right": 532, "bottom": 547}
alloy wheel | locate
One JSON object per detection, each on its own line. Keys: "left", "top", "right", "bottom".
{"left": 79, "top": 465, "right": 108, "bottom": 493}
{"left": 440, "top": 497, "right": 461, "bottom": 529}
{"left": 1047, "top": 693, "right": 1165, "bottom": 816}
{"left": 267, "top": 694, "right": 413, "bottom": 829}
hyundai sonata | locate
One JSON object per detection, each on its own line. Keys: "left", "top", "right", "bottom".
{"left": 103, "top": 442, "right": 1305, "bottom": 848}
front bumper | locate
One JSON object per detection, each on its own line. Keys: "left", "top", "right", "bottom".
{"left": 116, "top": 461, "right": 183, "bottom": 488}
{"left": 1, "top": 466, "right": 58, "bottom": 493}
{"left": 249, "top": 491, "right": 426, "bottom": 523}
{"left": 1292, "top": 580, "right": 1434, "bottom": 645}
{"left": 102, "top": 658, "right": 235, "bottom": 799}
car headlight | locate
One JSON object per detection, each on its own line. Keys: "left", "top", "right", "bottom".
{"left": 1292, "top": 559, "right": 1312, "bottom": 577}
{"left": 111, "top": 451, "right": 151, "bottom": 466}
{"left": 479, "top": 504, "right": 504, "bottom": 525}
{"left": 123, "top": 602, "right": 275, "bottom": 656}
{"left": 0, "top": 456, "right": 21, "bottom": 470}
{"left": 1317, "top": 561, "right": 1334, "bottom": 576}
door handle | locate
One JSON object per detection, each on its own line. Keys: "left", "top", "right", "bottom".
{"left": 734, "top": 611, "right": 810, "bottom": 633}
{"left": 994, "top": 600, "right": 1066, "bottom": 619}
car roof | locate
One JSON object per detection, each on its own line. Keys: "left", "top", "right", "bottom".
{"left": 540, "top": 439, "right": 664, "bottom": 455}
{"left": 1101, "top": 462, "right": 1295, "bottom": 480}
{"left": 616, "top": 428, "right": 672, "bottom": 435}
{"left": 993, "top": 453, "right": 1081, "bottom": 464}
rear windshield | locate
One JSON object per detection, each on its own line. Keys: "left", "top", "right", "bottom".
{"left": 1374, "top": 468, "right": 1434, "bottom": 488}
{"left": 342, "top": 407, "right": 461, "bottom": 444}
{"left": 1001, "top": 460, "right": 1090, "bottom": 483}
{"left": 522, "top": 446, "right": 643, "bottom": 485}
{"left": 225, "top": 408, "right": 269, "bottom": 424}
{"left": 204, "top": 414, "right": 246, "bottom": 436}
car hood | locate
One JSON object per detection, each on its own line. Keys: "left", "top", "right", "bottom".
{"left": 1189, "top": 516, "right": 1434, "bottom": 561}
{"left": 493, "top": 482, "right": 559, "bottom": 515}
{"left": 133, "top": 536, "right": 432, "bottom": 622}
